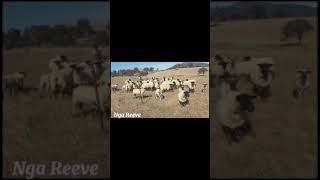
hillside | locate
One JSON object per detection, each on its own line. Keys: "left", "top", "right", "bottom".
{"left": 167, "top": 62, "right": 209, "bottom": 70}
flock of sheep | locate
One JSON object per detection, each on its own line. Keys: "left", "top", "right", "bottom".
{"left": 211, "top": 54, "right": 312, "bottom": 144}
{"left": 112, "top": 76, "right": 208, "bottom": 107}
{"left": 3, "top": 55, "right": 111, "bottom": 117}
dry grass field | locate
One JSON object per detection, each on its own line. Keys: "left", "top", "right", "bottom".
{"left": 210, "top": 17, "right": 318, "bottom": 178}
{"left": 111, "top": 67, "right": 209, "bottom": 118}
{"left": 3, "top": 47, "right": 110, "bottom": 178}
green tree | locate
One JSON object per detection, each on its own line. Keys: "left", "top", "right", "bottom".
{"left": 281, "top": 19, "right": 313, "bottom": 45}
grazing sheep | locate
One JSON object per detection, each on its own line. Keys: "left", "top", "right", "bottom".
{"left": 178, "top": 87, "right": 190, "bottom": 107}
{"left": 72, "top": 83, "right": 110, "bottom": 116}
{"left": 293, "top": 68, "right": 311, "bottom": 98}
{"left": 155, "top": 88, "right": 164, "bottom": 101}
{"left": 3, "top": 72, "right": 27, "bottom": 96}
{"left": 215, "top": 82, "right": 256, "bottom": 143}
{"left": 111, "top": 84, "right": 119, "bottom": 92}
{"left": 133, "top": 88, "right": 146, "bottom": 98}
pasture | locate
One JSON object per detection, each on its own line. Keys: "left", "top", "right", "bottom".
{"left": 111, "top": 67, "right": 209, "bottom": 118}
{"left": 210, "top": 17, "right": 317, "bottom": 178}
{"left": 3, "top": 47, "right": 110, "bottom": 178}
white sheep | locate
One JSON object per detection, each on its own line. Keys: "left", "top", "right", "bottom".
{"left": 178, "top": 87, "right": 190, "bottom": 107}
{"left": 49, "top": 66, "right": 74, "bottom": 97}
{"left": 141, "top": 80, "right": 154, "bottom": 90}
{"left": 160, "top": 81, "right": 173, "bottom": 92}
{"left": 215, "top": 82, "right": 256, "bottom": 143}
{"left": 133, "top": 88, "right": 146, "bottom": 98}
{"left": 111, "top": 84, "right": 119, "bottom": 92}
{"left": 182, "top": 79, "right": 196, "bottom": 92}
{"left": 3, "top": 72, "right": 27, "bottom": 96}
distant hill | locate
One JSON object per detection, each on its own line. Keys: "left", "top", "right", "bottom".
{"left": 211, "top": 2, "right": 317, "bottom": 22}
{"left": 167, "top": 62, "right": 209, "bottom": 70}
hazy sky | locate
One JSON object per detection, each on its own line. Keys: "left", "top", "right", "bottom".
{"left": 3, "top": 2, "right": 110, "bottom": 32}
{"left": 111, "top": 62, "right": 208, "bottom": 71}
{"left": 210, "top": 1, "right": 318, "bottom": 7}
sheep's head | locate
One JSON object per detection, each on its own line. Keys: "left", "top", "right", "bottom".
{"left": 236, "top": 94, "right": 256, "bottom": 112}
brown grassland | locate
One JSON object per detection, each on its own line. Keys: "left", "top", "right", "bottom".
{"left": 111, "top": 67, "right": 209, "bottom": 118}
{"left": 3, "top": 47, "right": 110, "bottom": 178}
{"left": 210, "top": 17, "right": 317, "bottom": 178}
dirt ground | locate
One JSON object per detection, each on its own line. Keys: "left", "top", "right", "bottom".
{"left": 111, "top": 67, "right": 209, "bottom": 118}
{"left": 2, "top": 47, "right": 110, "bottom": 178}
{"left": 210, "top": 17, "right": 318, "bottom": 178}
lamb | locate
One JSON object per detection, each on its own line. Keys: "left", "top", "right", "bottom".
{"left": 3, "top": 72, "right": 27, "bottom": 96}
{"left": 155, "top": 88, "right": 164, "bottom": 101}
{"left": 215, "top": 82, "right": 256, "bottom": 143}
{"left": 133, "top": 88, "right": 146, "bottom": 98}
{"left": 178, "top": 87, "right": 190, "bottom": 107}
{"left": 72, "top": 83, "right": 110, "bottom": 116}
{"left": 293, "top": 68, "right": 311, "bottom": 98}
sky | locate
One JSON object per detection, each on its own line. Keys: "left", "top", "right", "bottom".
{"left": 111, "top": 62, "right": 208, "bottom": 71}
{"left": 3, "top": 2, "right": 110, "bottom": 32}
{"left": 210, "top": 1, "right": 318, "bottom": 7}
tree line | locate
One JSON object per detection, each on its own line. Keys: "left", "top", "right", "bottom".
{"left": 3, "top": 18, "right": 110, "bottom": 50}
{"left": 111, "top": 67, "right": 159, "bottom": 77}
